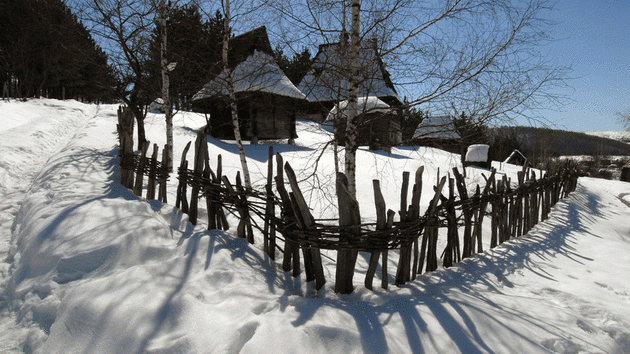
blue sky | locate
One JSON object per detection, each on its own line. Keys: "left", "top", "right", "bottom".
{"left": 538, "top": 0, "right": 630, "bottom": 132}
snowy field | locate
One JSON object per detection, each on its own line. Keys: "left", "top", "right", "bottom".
{"left": 1, "top": 98, "right": 630, "bottom": 353}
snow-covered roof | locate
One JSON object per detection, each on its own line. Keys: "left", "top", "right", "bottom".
{"left": 412, "top": 116, "right": 461, "bottom": 140}
{"left": 325, "top": 96, "right": 392, "bottom": 121}
{"left": 503, "top": 149, "right": 527, "bottom": 164}
{"left": 465, "top": 144, "right": 490, "bottom": 162}
{"left": 192, "top": 50, "right": 306, "bottom": 101}
{"left": 297, "top": 42, "right": 399, "bottom": 103}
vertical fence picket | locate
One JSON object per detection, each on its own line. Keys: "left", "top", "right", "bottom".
{"left": 263, "top": 146, "right": 274, "bottom": 259}
{"left": 146, "top": 144, "right": 158, "bottom": 201}
{"left": 159, "top": 144, "right": 168, "bottom": 203}
{"left": 133, "top": 141, "right": 150, "bottom": 197}
{"left": 366, "top": 180, "right": 386, "bottom": 290}
{"left": 176, "top": 141, "right": 191, "bottom": 212}
{"left": 335, "top": 172, "right": 360, "bottom": 294}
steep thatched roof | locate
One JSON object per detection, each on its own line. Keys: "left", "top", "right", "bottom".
{"left": 325, "top": 96, "right": 392, "bottom": 121}
{"left": 193, "top": 26, "right": 305, "bottom": 101}
{"left": 226, "top": 26, "right": 273, "bottom": 69}
{"left": 192, "top": 50, "right": 305, "bottom": 100}
{"left": 297, "top": 40, "right": 400, "bottom": 105}
{"left": 412, "top": 116, "right": 461, "bottom": 140}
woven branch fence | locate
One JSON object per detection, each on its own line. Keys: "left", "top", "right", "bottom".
{"left": 117, "top": 109, "right": 579, "bottom": 294}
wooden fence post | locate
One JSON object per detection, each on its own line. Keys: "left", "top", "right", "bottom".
{"left": 158, "top": 144, "right": 168, "bottom": 203}
{"left": 117, "top": 106, "right": 135, "bottom": 189}
{"left": 452, "top": 168, "right": 473, "bottom": 258}
{"left": 189, "top": 131, "right": 207, "bottom": 225}
{"left": 285, "top": 162, "right": 326, "bottom": 290}
{"left": 274, "top": 154, "right": 300, "bottom": 276}
{"left": 442, "top": 177, "right": 460, "bottom": 268}
{"left": 175, "top": 141, "right": 191, "bottom": 213}
{"left": 133, "top": 141, "right": 150, "bottom": 196}
{"left": 263, "top": 146, "right": 275, "bottom": 259}
{"left": 421, "top": 176, "right": 447, "bottom": 274}
{"left": 146, "top": 144, "right": 159, "bottom": 200}
{"left": 235, "top": 172, "right": 255, "bottom": 243}
{"left": 335, "top": 172, "right": 360, "bottom": 294}
{"left": 410, "top": 167, "right": 423, "bottom": 280}
{"left": 365, "top": 180, "right": 394, "bottom": 290}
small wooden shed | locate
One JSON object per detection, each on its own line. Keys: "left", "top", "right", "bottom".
{"left": 192, "top": 26, "right": 306, "bottom": 141}
{"left": 326, "top": 96, "right": 400, "bottom": 149}
{"left": 297, "top": 39, "right": 402, "bottom": 147}
{"left": 412, "top": 116, "right": 461, "bottom": 153}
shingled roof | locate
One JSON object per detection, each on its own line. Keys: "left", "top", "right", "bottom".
{"left": 192, "top": 26, "right": 305, "bottom": 101}
{"left": 192, "top": 50, "right": 305, "bottom": 100}
{"left": 412, "top": 116, "right": 461, "bottom": 140}
{"left": 297, "top": 40, "right": 400, "bottom": 104}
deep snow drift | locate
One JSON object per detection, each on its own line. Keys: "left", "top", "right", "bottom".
{"left": 1, "top": 99, "right": 630, "bottom": 353}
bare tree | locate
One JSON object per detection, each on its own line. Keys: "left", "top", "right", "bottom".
{"left": 269, "top": 0, "right": 568, "bottom": 198}
{"left": 617, "top": 109, "right": 630, "bottom": 130}
{"left": 82, "top": 0, "right": 156, "bottom": 150}
{"left": 158, "top": 0, "right": 174, "bottom": 171}
{"left": 222, "top": 0, "right": 252, "bottom": 188}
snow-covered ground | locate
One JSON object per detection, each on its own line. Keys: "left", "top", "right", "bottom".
{"left": 1, "top": 98, "right": 630, "bottom": 353}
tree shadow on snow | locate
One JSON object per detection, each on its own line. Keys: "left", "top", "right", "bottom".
{"left": 285, "top": 181, "right": 603, "bottom": 353}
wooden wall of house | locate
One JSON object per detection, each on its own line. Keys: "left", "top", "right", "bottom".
{"left": 334, "top": 112, "right": 401, "bottom": 148}
{"left": 193, "top": 94, "right": 299, "bottom": 141}
{"left": 247, "top": 95, "right": 297, "bottom": 140}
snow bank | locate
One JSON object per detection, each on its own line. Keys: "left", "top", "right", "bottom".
{"left": 2, "top": 99, "right": 630, "bottom": 354}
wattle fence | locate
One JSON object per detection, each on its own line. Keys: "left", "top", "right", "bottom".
{"left": 117, "top": 108, "right": 579, "bottom": 294}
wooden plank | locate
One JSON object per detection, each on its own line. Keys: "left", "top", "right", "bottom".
{"left": 263, "top": 146, "right": 274, "bottom": 257}
{"left": 382, "top": 209, "right": 395, "bottom": 289}
{"left": 235, "top": 172, "right": 254, "bottom": 243}
{"left": 146, "top": 144, "right": 158, "bottom": 200}
{"left": 284, "top": 162, "right": 326, "bottom": 289}
{"left": 365, "top": 180, "right": 386, "bottom": 290}
{"left": 188, "top": 132, "right": 206, "bottom": 225}
{"left": 453, "top": 167, "right": 473, "bottom": 258}
{"left": 399, "top": 171, "right": 410, "bottom": 221}
{"left": 335, "top": 172, "right": 360, "bottom": 294}
{"left": 133, "top": 141, "right": 150, "bottom": 196}
{"left": 175, "top": 141, "right": 191, "bottom": 210}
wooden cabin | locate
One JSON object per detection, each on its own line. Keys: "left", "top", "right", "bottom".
{"left": 326, "top": 97, "right": 400, "bottom": 150}
{"left": 192, "top": 27, "right": 305, "bottom": 141}
{"left": 412, "top": 116, "right": 461, "bottom": 153}
{"left": 297, "top": 40, "right": 402, "bottom": 147}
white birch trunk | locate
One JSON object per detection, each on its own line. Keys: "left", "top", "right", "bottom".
{"left": 160, "top": 0, "right": 173, "bottom": 172}
{"left": 222, "top": 0, "right": 252, "bottom": 188}
{"left": 344, "top": 0, "right": 361, "bottom": 198}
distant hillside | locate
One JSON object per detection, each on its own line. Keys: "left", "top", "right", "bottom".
{"left": 490, "top": 126, "right": 630, "bottom": 158}
{"left": 586, "top": 130, "right": 630, "bottom": 145}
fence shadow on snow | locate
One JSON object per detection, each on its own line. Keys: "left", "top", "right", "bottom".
{"left": 116, "top": 106, "right": 579, "bottom": 294}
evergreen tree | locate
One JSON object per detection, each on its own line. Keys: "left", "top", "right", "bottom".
{"left": 0, "top": 0, "right": 114, "bottom": 101}
{"left": 274, "top": 47, "right": 312, "bottom": 85}
{"left": 146, "top": 6, "right": 225, "bottom": 110}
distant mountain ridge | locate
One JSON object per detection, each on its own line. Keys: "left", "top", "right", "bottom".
{"left": 490, "top": 126, "right": 630, "bottom": 157}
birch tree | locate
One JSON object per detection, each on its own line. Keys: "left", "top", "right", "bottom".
{"left": 270, "top": 0, "right": 568, "bottom": 198}
{"left": 83, "top": 0, "right": 156, "bottom": 150}
{"left": 158, "top": 0, "right": 174, "bottom": 171}
{"left": 222, "top": 0, "right": 252, "bottom": 188}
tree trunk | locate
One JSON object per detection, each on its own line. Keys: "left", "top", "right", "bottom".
{"left": 223, "top": 0, "right": 252, "bottom": 188}
{"left": 344, "top": 0, "right": 361, "bottom": 198}
{"left": 160, "top": 0, "right": 173, "bottom": 172}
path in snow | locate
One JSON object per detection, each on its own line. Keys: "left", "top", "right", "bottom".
{"left": 0, "top": 99, "right": 98, "bottom": 353}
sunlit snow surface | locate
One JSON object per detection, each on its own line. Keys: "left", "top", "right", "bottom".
{"left": 1, "top": 98, "right": 630, "bottom": 353}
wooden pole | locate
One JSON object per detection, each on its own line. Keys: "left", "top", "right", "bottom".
{"left": 335, "top": 172, "right": 360, "bottom": 294}
{"left": 146, "top": 144, "right": 159, "bottom": 200}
